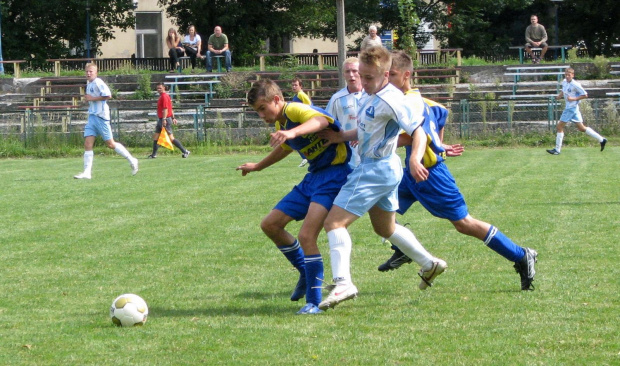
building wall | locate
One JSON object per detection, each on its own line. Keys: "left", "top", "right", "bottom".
{"left": 98, "top": 1, "right": 438, "bottom": 58}
{"left": 99, "top": 0, "right": 176, "bottom": 58}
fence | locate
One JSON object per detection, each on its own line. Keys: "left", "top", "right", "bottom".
{"left": 3, "top": 98, "right": 619, "bottom": 147}
{"left": 448, "top": 98, "right": 619, "bottom": 139}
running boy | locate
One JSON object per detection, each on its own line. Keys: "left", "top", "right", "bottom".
{"left": 547, "top": 67, "right": 607, "bottom": 155}
{"left": 380, "top": 51, "right": 538, "bottom": 291}
{"left": 74, "top": 63, "right": 138, "bottom": 179}
{"left": 148, "top": 82, "right": 191, "bottom": 158}
{"left": 237, "top": 79, "right": 351, "bottom": 315}
{"left": 319, "top": 46, "right": 445, "bottom": 311}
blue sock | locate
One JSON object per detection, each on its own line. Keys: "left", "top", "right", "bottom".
{"left": 304, "top": 254, "right": 324, "bottom": 306}
{"left": 278, "top": 240, "right": 305, "bottom": 275}
{"left": 483, "top": 226, "right": 525, "bottom": 262}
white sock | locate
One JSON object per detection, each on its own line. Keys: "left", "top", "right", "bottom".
{"left": 114, "top": 142, "right": 132, "bottom": 160}
{"left": 387, "top": 224, "right": 434, "bottom": 270}
{"left": 585, "top": 127, "right": 603, "bottom": 142}
{"left": 555, "top": 132, "right": 564, "bottom": 152}
{"left": 327, "top": 227, "right": 352, "bottom": 285}
{"left": 83, "top": 151, "right": 94, "bottom": 174}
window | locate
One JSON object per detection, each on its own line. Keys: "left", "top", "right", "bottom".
{"left": 135, "top": 12, "right": 162, "bottom": 58}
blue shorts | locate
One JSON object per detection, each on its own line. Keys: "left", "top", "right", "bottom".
{"left": 333, "top": 154, "right": 402, "bottom": 217}
{"left": 84, "top": 114, "right": 114, "bottom": 141}
{"left": 398, "top": 162, "right": 468, "bottom": 222}
{"left": 560, "top": 107, "right": 583, "bottom": 123}
{"left": 274, "top": 163, "right": 352, "bottom": 221}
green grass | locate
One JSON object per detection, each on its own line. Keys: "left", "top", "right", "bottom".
{"left": 0, "top": 147, "right": 619, "bottom": 365}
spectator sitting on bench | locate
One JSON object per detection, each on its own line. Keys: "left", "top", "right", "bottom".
{"left": 166, "top": 28, "right": 185, "bottom": 73}
{"left": 206, "top": 26, "right": 232, "bottom": 72}
{"left": 182, "top": 25, "right": 203, "bottom": 71}
{"left": 525, "top": 15, "right": 548, "bottom": 64}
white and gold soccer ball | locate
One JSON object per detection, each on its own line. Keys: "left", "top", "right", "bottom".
{"left": 110, "top": 294, "right": 148, "bottom": 327}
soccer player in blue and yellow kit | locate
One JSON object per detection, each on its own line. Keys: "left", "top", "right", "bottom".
{"left": 383, "top": 50, "right": 538, "bottom": 291}
{"left": 237, "top": 79, "right": 352, "bottom": 314}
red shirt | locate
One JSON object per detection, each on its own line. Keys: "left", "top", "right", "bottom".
{"left": 157, "top": 92, "right": 173, "bottom": 118}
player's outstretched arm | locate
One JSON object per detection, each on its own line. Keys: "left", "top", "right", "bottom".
{"left": 269, "top": 117, "right": 329, "bottom": 148}
{"left": 236, "top": 146, "right": 291, "bottom": 176}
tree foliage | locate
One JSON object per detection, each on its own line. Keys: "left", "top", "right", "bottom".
{"left": 1, "top": 0, "right": 135, "bottom": 64}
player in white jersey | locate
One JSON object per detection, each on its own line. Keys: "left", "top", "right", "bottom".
{"left": 318, "top": 46, "right": 445, "bottom": 311}
{"left": 547, "top": 67, "right": 607, "bottom": 155}
{"left": 325, "top": 57, "right": 366, "bottom": 168}
{"left": 74, "top": 63, "right": 138, "bottom": 179}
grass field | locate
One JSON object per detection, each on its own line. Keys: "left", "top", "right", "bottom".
{"left": 0, "top": 147, "right": 618, "bottom": 365}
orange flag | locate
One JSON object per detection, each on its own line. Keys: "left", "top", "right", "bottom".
{"left": 157, "top": 128, "right": 174, "bottom": 150}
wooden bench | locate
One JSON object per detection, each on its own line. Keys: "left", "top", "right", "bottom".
{"left": 18, "top": 105, "right": 80, "bottom": 110}
{"left": 47, "top": 58, "right": 94, "bottom": 77}
{"left": 504, "top": 65, "right": 569, "bottom": 94}
{"left": 610, "top": 65, "right": 620, "bottom": 75}
{"left": 509, "top": 45, "right": 572, "bottom": 64}
{"left": 412, "top": 68, "right": 461, "bottom": 84}
{"left": 0, "top": 60, "right": 27, "bottom": 78}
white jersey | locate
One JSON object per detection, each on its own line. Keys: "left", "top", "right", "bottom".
{"left": 327, "top": 87, "right": 366, "bottom": 167}
{"left": 561, "top": 79, "right": 587, "bottom": 109}
{"left": 356, "top": 83, "right": 420, "bottom": 159}
{"left": 86, "top": 78, "right": 111, "bottom": 120}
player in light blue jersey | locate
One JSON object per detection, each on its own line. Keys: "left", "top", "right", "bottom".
{"left": 237, "top": 79, "right": 351, "bottom": 315}
{"left": 547, "top": 67, "right": 607, "bottom": 155}
{"left": 381, "top": 51, "right": 538, "bottom": 291}
{"left": 74, "top": 63, "right": 138, "bottom": 179}
{"left": 325, "top": 57, "right": 366, "bottom": 168}
{"left": 318, "top": 46, "right": 446, "bottom": 311}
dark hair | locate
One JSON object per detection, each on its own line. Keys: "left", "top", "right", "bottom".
{"left": 293, "top": 77, "right": 303, "bottom": 87}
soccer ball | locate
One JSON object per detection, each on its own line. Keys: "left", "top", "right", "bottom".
{"left": 109, "top": 293, "right": 148, "bottom": 327}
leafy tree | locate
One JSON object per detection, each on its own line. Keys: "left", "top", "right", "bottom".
{"left": 1, "top": 0, "right": 135, "bottom": 65}
{"left": 558, "top": 0, "right": 620, "bottom": 56}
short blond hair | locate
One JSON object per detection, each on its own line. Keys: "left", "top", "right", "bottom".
{"left": 359, "top": 46, "right": 391, "bottom": 73}
{"left": 342, "top": 57, "right": 359, "bottom": 68}
{"left": 247, "top": 79, "right": 283, "bottom": 106}
{"left": 85, "top": 62, "right": 97, "bottom": 71}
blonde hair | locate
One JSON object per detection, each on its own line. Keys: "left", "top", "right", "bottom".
{"left": 85, "top": 62, "right": 97, "bottom": 71}
{"left": 342, "top": 57, "right": 359, "bottom": 68}
{"left": 359, "top": 46, "right": 391, "bottom": 73}
{"left": 390, "top": 51, "right": 413, "bottom": 73}
{"left": 247, "top": 79, "right": 283, "bottom": 106}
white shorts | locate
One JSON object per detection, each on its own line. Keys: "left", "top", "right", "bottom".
{"left": 560, "top": 107, "right": 583, "bottom": 123}
{"left": 333, "top": 154, "right": 402, "bottom": 217}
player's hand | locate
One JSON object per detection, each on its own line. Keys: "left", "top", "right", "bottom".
{"left": 269, "top": 130, "right": 295, "bottom": 148}
{"left": 444, "top": 143, "right": 464, "bottom": 157}
{"left": 236, "top": 163, "right": 258, "bottom": 176}
{"left": 317, "top": 129, "right": 343, "bottom": 144}
{"left": 350, "top": 140, "right": 359, "bottom": 148}
{"left": 172, "top": 118, "right": 178, "bottom": 125}
{"left": 410, "top": 161, "right": 429, "bottom": 183}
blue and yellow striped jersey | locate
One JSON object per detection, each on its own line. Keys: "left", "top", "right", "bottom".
{"left": 277, "top": 102, "right": 350, "bottom": 173}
